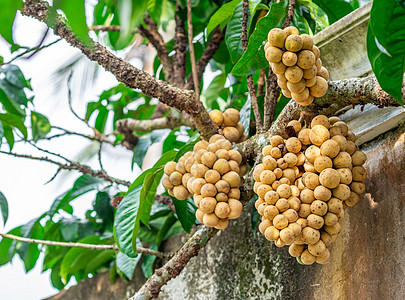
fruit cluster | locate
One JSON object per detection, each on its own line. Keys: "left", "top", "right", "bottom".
{"left": 209, "top": 108, "right": 247, "bottom": 143}
{"left": 254, "top": 115, "right": 367, "bottom": 265}
{"left": 163, "top": 109, "right": 248, "bottom": 229}
{"left": 264, "top": 26, "right": 329, "bottom": 106}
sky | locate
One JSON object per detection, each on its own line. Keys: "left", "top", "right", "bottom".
{"left": 0, "top": 7, "right": 151, "bottom": 300}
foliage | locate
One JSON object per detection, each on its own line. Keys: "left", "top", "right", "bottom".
{"left": 0, "top": 0, "right": 400, "bottom": 292}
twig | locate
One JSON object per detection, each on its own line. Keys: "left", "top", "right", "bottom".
{"left": 241, "top": 0, "right": 263, "bottom": 132}
{"left": 0, "top": 150, "right": 131, "bottom": 187}
{"left": 0, "top": 233, "right": 171, "bottom": 259}
{"left": 67, "top": 72, "right": 93, "bottom": 129}
{"left": 3, "top": 39, "right": 61, "bottom": 65}
{"left": 89, "top": 25, "right": 122, "bottom": 32}
{"left": 138, "top": 15, "right": 173, "bottom": 84}
{"left": 187, "top": 0, "right": 200, "bottom": 96}
{"left": 184, "top": 26, "right": 225, "bottom": 90}
{"left": 50, "top": 126, "right": 116, "bottom": 146}
{"left": 22, "top": 0, "right": 217, "bottom": 138}
{"left": 131, "top": 226, "right": 218, "bottom": 299}
{"left": 98, "top": 142, "right": 105, "bottom": 172}
{"left": 257, "top": 69, "right": 266, "bottom": 97}
{"left": 172, "top": 4, "right": 188, "bottom": 87}
{"left": 282, "top": 0, "right": 296, "bottom": 29}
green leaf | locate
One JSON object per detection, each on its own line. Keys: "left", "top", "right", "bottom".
{"left": 49, "top": 175, "right": 105, "bottom": 216}
{"left": 140, "top": 169, "right": 165, "bottom": 227}
{"left": 231, "top": 0, "right": 288, "bottom": 76}
{"left": 94, "top": 191, "right": 114, "bottom": 223}
{"left": 225, "top": 0, "right": 262, "bottom": 64}
{"left": 116, "top": 249, "right": 141, "bottom": 279}
{"left": 367, "top": 0, "right": 405, "bottom": 104}
{"left": 2, "top": 123, "right": 14, "bottom": 150}
{"left": 156, "top": 212, "right": 178, "bottom": 245}
{"left": 141, "top": 244, "right": 157, "bottom": 278}
{"left": 60, "top": 235, "right": 110, "bottom": 281}
{"left": 114, "top": 186, "right": 145, "bottom": 257}
{"left": 60, "top": 218, "right": 79, "bottom": 241}
{"left": 0, "top": 0, "right": 22, "bottom": 44}
{"left": 1, "top": 64, "right": 32, "bottom": 90}
{"left": 31, "top": 111, "right": 51, "bottom": 142}
{"left": 148, "top": 0, "right": 176, "bottom": 27}
{"left": 54, "top": 0, "right": 91, "bottom": 46}
{"left": 274, "top": 95, "right": 290, "bottom": 120}
{"left": 0, "top": 77, "right": 28, "bottom": 107}
{"left": 50, "top": 262, "right": 65, "bottom": 290}
{"left": 312, "top": 0, "right": 354, "bottom": 24}
{"left": 297, "top": 1, "right": 329, "bottom": 33}
{"left": 0, "top": 113, "right": 27, "bottom": 139}
{"left": 0, "top": 226, "right": 21, "bottom": 266}
{"left": 17, "top": 220, "right": 44, "bottom": 272}
{"left": 0, "top": 191, "right": 8, "bottom": 226}
{"left": 0, "top": 88, "right": 25, "bottom": 117}
{"left": 207, "top": 0, "right": 242, "bottom": 35}
{"left": 173, "top": 198, "right": 196, "bottom": 233}
{"left": 132, "top": 129, "right": 171, "bottom": 169}
{"left": 84, "top": 250, "right": 116, "bottom": 274}
{"left": 239, "top": 96, "right": 251, "bottom": 136}
{"left": 201, "top": 73, "right": 227, "bottom": 107}
{"left": 117, "top": 0, "right": 148, "bottom": 48}
{"left": 0, "top": 121, "right": 3, "bottom": 148}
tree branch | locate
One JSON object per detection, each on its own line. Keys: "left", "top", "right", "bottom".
{"left": 0, "top": 233, "right": 171, "bottom": 259}
{"left": 263, "top": 0, "right": 295, "bottom": 131}
{"left": 172, "top": 5, "right": 188, "bottom": 87}
{"left": 115, "top": 115, "right": 194, "bottom": 133}
{"left": 21, "top": 0, "right": 217, "bottom": 138}
{"left": 263, "top": 68, "right": 280, "bottom": 130}
{"left": 282, "top": 0, "right": 296, "bottom": 28}
{"left": 131, "top": 226, "right": 218, "bottom": 299}
{"left": 241, "top": 0, "right": 263, "bottom": 132}
{"left": 187, "top": 0, "right": 200, "bottom": 96}
{"left": 0, "top": 150, "right": 131, "bottom": 187}
{"left": 138, "top": 15, "right": 173, "bottom": 83}
{"left": 184, "top": 27, "right": 225, "bottom": 90}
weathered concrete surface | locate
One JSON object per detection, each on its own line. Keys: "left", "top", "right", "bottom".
{"left": 158, "top": 123, "right": 405, "bottom": 300}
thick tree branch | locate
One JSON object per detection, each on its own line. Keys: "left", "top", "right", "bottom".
{"left": 173, "top": 5, "right": 188, "bottom": 87}
{"left": 184, "top": 27, "right": 225, "bottom": 90}
{"left": 0, "top": 233, "right": 171, "bottom": 259}
{"left": 241, "top": 0, "right": 263, "bottom": 132}
{"left": 131, "top": 226, "right": 218, "bottom": 299}
{"left": 187, "top": 0, "right": 200, "bottom": 96}
{"left": 138, "top": 15, "right": 173, "bottom": 83}
{"left": 238, "top": 75, "right": 400, "bottom": 159}
{"left": 0, "top": 150, "right": 131, "bottom": 186}
{"left": 21, "top": 0, "right": 217, "bottom": 138}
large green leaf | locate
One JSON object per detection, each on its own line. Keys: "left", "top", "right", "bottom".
{"left": 231, "top": 0, "right": 288, "bottom": 76}
{"left": 0, "top": 191, "right": 8, "bottom": 226}
{"left": 54, "top": 0, "right": 91, "bottom": 45}
{"left": 31, "top": 111, "right": 51, "bottom": 142}
{"left": 0, "top": 88, "right": 25, "bottom": 118}
{"left": 0, "top": 113, "right": 27, "bottom": 139}
{"left": 114, "top": 185, "right": 145, "bottom": 257}
{"left": 60, "top": 235, "right": 110, "bottom": 281}
{"left": 2, "top": 123, "right": 14, "bottom": 150}
{"left": 147, "top": 0, "right": 176, "bottom": 27}
{"left": 173, "top": 198, "right": 196, "bottom": 233}
{"left": 94, "top": 191, "right": 114, "bottom": 224}
{"left": 312, "top": 0, "right": 354, "bottom": 24}
{"left": 225, "top": 0, "right": 262, "bottom": 64}
{"left": 0, "top": 0, "right": 22, "bottom": 44}
{"left": 132, "top": 129, "right": 171, "bottom": 169}
{"left": 17, "top": 220, "right": 44, "bottom": 272}
{"left": 84, "top": 250, "right": 116, "bottom": 274}
{"left": 0, "top": 226, "right": 21, "bottom": 266}
{"left": 297, "top": 0, "right": 329, "bottom": 33}
{"left": 1, "top": 64, "right": 32, "bottom": 90}
{"left": 207, "top": 0, "right": 242, "bottom": 35}
{"left": 116, "top": 240, "right": 142, "bottom": 279}
{"left": 140, "top": 169, "right": 165, "bottom": 226}
{"left": 60, "top": 218, "right": 79, "bottom": 241}
{"left": 367, "top": 0, "right": 405, "bottom": 104}
{"left": 201, "top": 73, "right": 227, "bottom": 107}
{"left": 49, "top": 175, "right": 106, "bottom": 216}
{"left": 116, "top": 0, "right": 148, "bottom": 48}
